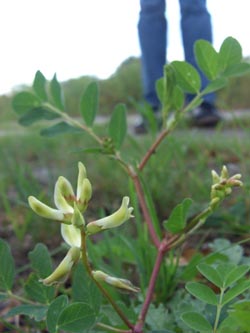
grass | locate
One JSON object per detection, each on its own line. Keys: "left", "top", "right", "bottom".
{"left": 1, "top": 116, "right": 250, "bottom": 249}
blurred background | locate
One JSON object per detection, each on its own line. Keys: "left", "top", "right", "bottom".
{"left": 1, "top": 0, "right": 250, "bottom": 95}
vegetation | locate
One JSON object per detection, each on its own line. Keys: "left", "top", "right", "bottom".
{"left": 1, "top": 37, "right": 250, "bottom": 333}
{"left": 1, "top": 55, "right": 250, "bottom": 123}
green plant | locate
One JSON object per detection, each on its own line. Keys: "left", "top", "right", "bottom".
{"left": 1, "top": 36, "right": 250, "bottom": 333}
{"left": 182, "top": 262, "right": 250, "bottom": 333}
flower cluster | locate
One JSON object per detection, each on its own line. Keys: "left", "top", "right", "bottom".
{"left": 28, "top": 162, "right": 134, "bottom": 287}
{"left": 210, "top": 165, "right": 243, "bottom": 210}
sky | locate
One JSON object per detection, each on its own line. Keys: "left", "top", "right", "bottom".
{"left": 1, "top": 0, "right": 250, "bottom": 95}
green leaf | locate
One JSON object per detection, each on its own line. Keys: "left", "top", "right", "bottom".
{"left": 172, "top": 86, "right": 185, "bottom": 110}
{"left": 222, "top": 280, "right": 250, "bottom": 306}
{"left": 145, "top": 303, "right": 169, "bottom": 330}
{"left": 57, "top": 302, "right": 96, "bottom": 332}
{"left": 156, "top": 78, "right": 164, "bottom": 104}
{"left": 72, "top": 263, "right": 101, "bottom": 315}
{"left": 40, "top": 122, "right": 82, "bottom": 137}
{"left": 12, "top": 92, "right": 41, "bottom": 115}
{"left": 194, "top": 39, "right": 219, "bottom": 80}
{"left": 171, "top": 61, "right": 201, "bottom": 94}
{"left": 108, "top": 103, "right": 127, "bottom": 150}
{"left": 224, "top": 265, "right": 250, "bottom": 288}
{"left": 6, "top": 304, "right": 48, "bottom": 322}
{"left": 46, "top": 295, "right": 68, "bottom": 333}
{"left": 0, "top": 238, "right": 15, "bottom": 291}
{"left": 50, "top": 74, "right": 64, "bottom": 110}
{"left": 158, "top": 64, "right": 183, "bottom": 113}
{"left": 25, "top": 273, "right": 55, "bottom": 303}
{"left": 218, "top": 37, "right": 242, "bottom": 72}
{"left": 228, "top": 301, "right": 250, "bottom": 330}
{"left": 33, "top": 70, "right": 47, "bottom": 101}
{"left": 186, "top": 282, "right": 218, "bottom": 305}
{"left": 215, "top": 263, "right": 236, "bottom": 283}
{"left": 80, "top": 81, "right": 99, "bottom": 126}
{"left": 202, "top": 77, "right": 228, "bottom": 94}
{"left": 163, "top": 198, "right": 192, "bottom": 234}
{"left": 197, "top": 263, "right": 223, "bottom": 288}
{"left": 181, "top": 312, "right": 212, "bottom": 331}
{"left": 18, "top": 107, "right": 59, "bottom": 126}
{"left": 28, "top": 243, "right": 53, "bottom": 279}
{"left": 223, "top": 62, "right": 250, "bottom": 78}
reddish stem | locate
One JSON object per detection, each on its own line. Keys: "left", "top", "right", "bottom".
{"left": 138, "top": 129, "right": 169, "bottom": 171}
{"left": 134, "top": 242, "right": 167, "bottom": 333}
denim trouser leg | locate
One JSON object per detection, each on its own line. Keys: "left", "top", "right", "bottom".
{"left": 138, "top": 0, "right": 166, "bottom": 109}
{"left": 179, "top": 0, "right": 215, "bottom": 104}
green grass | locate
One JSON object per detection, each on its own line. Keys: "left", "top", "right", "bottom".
{"left": 1, "top": 119, "right": 250, "bottom": 247}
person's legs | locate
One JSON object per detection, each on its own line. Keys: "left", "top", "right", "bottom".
{"left": 179, "top": 0, "right": 220, "bottom": 126}
{"left": 138, "top": 0, "right": 166, "bottom": 110}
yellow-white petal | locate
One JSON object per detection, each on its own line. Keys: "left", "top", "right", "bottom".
{"left": 40, "top": 247, "right": 80, "bottom": 286}
{"left": 76, "top": 162, "right": 87, "bottom": 198}
{"left": 61, "top": 223, "right": 81, "bottom": 248}
{"left": 28, "top": 196, "right": 65, "bottom": 221}
{"left": 92, "top": 270, "right": 140, "bottom": 293}
{"left": 86, "top": 196, "right": 133, "bottom": 235}
{"left": 54, "top": 176, "right": 75, "bottom": 213}
{"left": 77, "top": 178, "right": 92, "bottom": 212}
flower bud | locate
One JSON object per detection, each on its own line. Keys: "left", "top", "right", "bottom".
{"left": 28, "top": 196, "right": 69, "bottom": 222}
{"left": 92, "top": 270, "right": 140, "bottom": 293}
{"left": 211, "top": 170, "right": 220, "bottom": 184}
{"left": 77, "top": 178, "right": 92, "bottom": 212}
{"left": 76, "top": 162, "right": 87, "bottom": 197}
{"left": 210, "top": 197, "right": 220, "bottom": 209}
{"left": 61, "top": 223, "right": 81, "bottom": 248}
{"left": 227, "top": 178, "right": 243, "bottom": 187}
{"left": 54, "top": 176, "right": 75, "bottom": 213}
{"left": 221, "top": 165, "right": 229, "bottom": 179}
{"left": 40, "top": 247, "right": 80, "bottom": 286}
{"left": 86, "top": 196, "right": 133, "bottom": 235}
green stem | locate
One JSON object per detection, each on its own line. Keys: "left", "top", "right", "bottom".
{"left": 80, "top": 230, "right": 134, "bottom": 330}
{"left": 96, "top": 322, "right": 132, "bottom": 333}
{"left": 43, "top": 102, "right": 103, "bottom": 144}
{"left": 2, "top": 290, "right": 39, "bottom": 305}
{"left": 213, "top": 287, "right": 225, "bottom": 333}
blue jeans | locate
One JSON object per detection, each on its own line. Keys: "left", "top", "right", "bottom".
{"left": 138, "top": 0, "right": 215, "bottom": 109}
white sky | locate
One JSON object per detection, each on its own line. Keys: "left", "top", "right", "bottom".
{"left": 1, "top": 0, "right": 250, "bottom": 95}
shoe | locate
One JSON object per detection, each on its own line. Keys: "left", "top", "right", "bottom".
{"left": 134, "top": 107, "right": 162, "bottom": 135}
{"left": 134, "top": 118, "right": 148, "bottom": 134}
{"left": 191, "top": 102, "right": 221, "bottom": 127}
